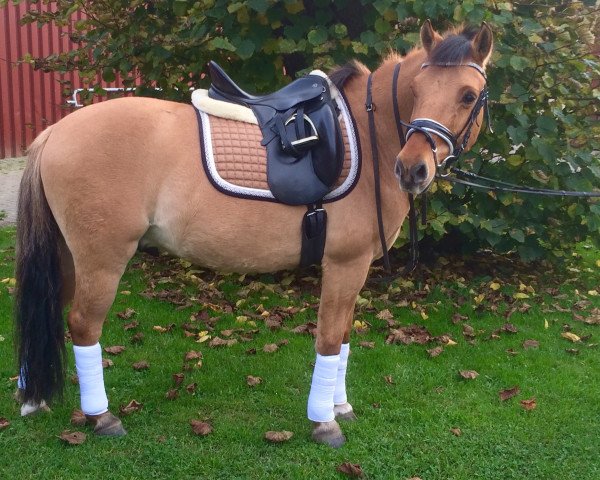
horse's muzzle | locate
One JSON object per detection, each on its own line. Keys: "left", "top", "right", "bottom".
{"left": 394, "top": 158, "right": 429, "bottom": 194}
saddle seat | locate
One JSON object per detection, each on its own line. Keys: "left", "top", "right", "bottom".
{"left": 208, "top": 61, "right": 326, "bottom": 113}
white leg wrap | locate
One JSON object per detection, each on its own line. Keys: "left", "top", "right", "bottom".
{"left": 74, "top": 343, "right": 109, "bottom": 416}
{"left": 333, "top": 343, "right": 350, "bottom": 405}
{"left": 307, "top": 353, "right": 339, "bottom": 422}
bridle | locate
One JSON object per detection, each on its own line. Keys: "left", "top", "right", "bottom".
{"left": 401, "top": 61, "right": 492, "bottom": 176}
{"left": 365, "top": 60, "right": 491, "bottom": 277}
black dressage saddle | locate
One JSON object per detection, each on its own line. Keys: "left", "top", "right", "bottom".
{"left": 207, "top": 61, "right": 345, "bottom": 206}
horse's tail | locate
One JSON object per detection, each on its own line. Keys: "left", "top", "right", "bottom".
{"left": 15, "top": 125, "right": 66, "bottom": 404}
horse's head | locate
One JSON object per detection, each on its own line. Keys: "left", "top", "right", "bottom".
{"left": 396, "top": 21, "right": 493, "bottom": 194}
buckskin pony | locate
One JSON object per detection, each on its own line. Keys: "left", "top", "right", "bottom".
{"left": 14, "top": 21, "right": 493, "bottom": 447}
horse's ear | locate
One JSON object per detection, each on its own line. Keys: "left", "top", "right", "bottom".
{"left": 420, "top": 19, "right": 443, "bottom": 54}
{"left": 471, "top": 22, "right": 493, "bottom": 67}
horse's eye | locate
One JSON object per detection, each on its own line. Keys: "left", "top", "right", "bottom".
{"left": 462, "top": 92, "right": 477, "bottom": 104}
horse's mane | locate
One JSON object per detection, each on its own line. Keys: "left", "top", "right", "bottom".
{"left": 329, "top": 25, "right": 479, "bottom": 89}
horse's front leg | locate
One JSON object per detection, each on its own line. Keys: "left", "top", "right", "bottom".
{"left": 308, "top": 255, "right": 371, "bottom": 447}
{"left": 332, "top": 307, "right": 358, "bottom": 422}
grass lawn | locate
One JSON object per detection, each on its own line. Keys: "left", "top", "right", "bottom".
{"left": 0, "top": 225, "right": 598, "bottom": 479}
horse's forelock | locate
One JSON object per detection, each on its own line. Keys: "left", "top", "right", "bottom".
{"left": 429, "top": 25, "right": 480, "bottom": 64}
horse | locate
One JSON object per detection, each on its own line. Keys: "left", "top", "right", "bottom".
{"left": 14, "top": 21, "right": 493, "bottom": 447}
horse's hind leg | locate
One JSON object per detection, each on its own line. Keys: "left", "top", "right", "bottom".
{"left": 66, "top": 236, "right": 142, "bottom": 436}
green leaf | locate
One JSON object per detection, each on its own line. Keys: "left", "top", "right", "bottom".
{"left": 247, "top": 0, "right": 269, "bottom": 14}
{"left": 307, "top": 27, "right": 327, "bottom": 46}
{"left": 509, "top": 56, "right": 530, "bottom": 71}
{"left": 235, "top": 39, "right": 255, "bottom": 60}
{"left": 208, "top": 37, "right": 236, "bottom": 52}
{"left": 173, "top": 0, "right": 189, "bottom": 16}
{"left": 102, "top": 68, "right": 115, "bottom": 83}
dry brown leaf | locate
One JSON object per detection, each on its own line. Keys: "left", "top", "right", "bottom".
{"left": 119, "top": 399, "right": 143, "bottom": 415}
{"left": 523, "top": 339, "right": 539, "bottom": 349}
{"left": 384, "top": 375, "right": 394, "bottom": 384}
{"left": 499, "top": 385, "right": 520, "bottom": 401}
{"left": 264, "top": 430, "right": 293, "bottom": 443}
{"left": 117, "top": 308, "right": 136, "bottom": 320}
{"left": 153, "top": 325, "right": 168, "bottom": 333}
{"left": 70, "top": 410, "right": 87, "bottom": 427}
{"left": 132, "top": 361, "right": 149, "bottom": 371}
{"left": 246, "top": 375, "right": 262, "bottom": 387}
{"left": 102, "top": 358, "right": 114, "bottom": 369}
{"left": 245, "top": 347, "right": 257, "bottom": 355}
{"left": 190, "top": 420, "right": 213, "bottom": 436}
{"left": 502, "top": 323, "right": 518, "bottom": 334}
{"left": 336, "top": 462, "right": 364, "bottom": 478}
{"left": 130, "top": 332, "right": 144, "bottom": 344}
{"left": 59, "top": 430, "right": 86, "bottom": 445}
{"left": 427, "top": 346, "right": 443, "bottom": 357}
{"left": 452, "top": 313, "right": 469, "bottom": 324}
{"left": 459, "top": 370, "right": 479, "bottom": 380}
{"left": 565, "top": 348, "right": 580, "bottom": 355}
{"left": 184, "top": 351, "right": 203, "bottom": 362}
{"left": 462, "top": 324, "right": 475, "bottom": 338}
{"left": 104, "top": 345, "right": 125, "bottom": 355}
{"left": 265, "top": 315, "right": 283, "bottom": 330}
{"left": 386, "top": 324, "right": 433, "bottom": 345}
{"left": 0, "top": 417, "right": 10, "bottom": 430}
{"left": 209, "top": 337, "right": 238, "bottom": 348}
{"left": 358, "top": 341, "right": 375, "bottom": 349}
{"left": 169, "top": 372, "right": 183, "bottom": 387}
{"left": 165, "top": 389, "right": 179, "bottom": 400}
{"left": 376, "top": 309, "right": 394, "bottom": 321}
{"left": 185, "top": 382, "right": 197, "bottom": 393}
{"left": 263, "top": 343, "right": 279, "bottom": 353}
{"left": 450, "top": 427, "right": 462, "bottom": 436}
{"left": 506, "top": 348, "right": 519, "bottom": 356}
{"left": 123, "top": 321, "right": 139, "bottom": 331}
{"left": 520, "top": 398, "right": 537, "bottom": 411}
{"left": 277, "top": 338, "right": 290, "bottom": 347}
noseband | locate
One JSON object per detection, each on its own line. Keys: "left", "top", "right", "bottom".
{"left": 402, "top": 61, "right": 491, "bottom": 175}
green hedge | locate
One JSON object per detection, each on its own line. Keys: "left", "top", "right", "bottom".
{"left": 12, "top": 0, "right": 600, "bottom": 261}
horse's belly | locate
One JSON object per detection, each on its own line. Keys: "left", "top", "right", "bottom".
{"left": 145, "top": 196, "right": 305, "bottom": 273}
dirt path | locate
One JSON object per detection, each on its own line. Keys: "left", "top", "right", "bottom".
{"left": 0, "top": 157, "right": 26, "bottom": 227}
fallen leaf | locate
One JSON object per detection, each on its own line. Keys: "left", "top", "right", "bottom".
{"left": 459, "top": 370, "right": 479, "bottom": 380}
{"left": 502, "top": 323, "right": 518, "bottom": 334}
{"left": 384, "top": 375, "right": 394, "bottom": 384}
{"left": 0, "top": 417, "right": 10, "bottom": 430}
{"left": 186, "top": 382, "right": 197, "bottom": 393}
{"left": 117, "top": 308, "right": 136, "bottom": 320}
{"left": 358, "top": 341, "right": 375, "bottom": 349}
{"left": 565, "top": 348, "right": 580, "bottom": 355}
{"left": 153, "top": 325, "right": 168, "bottom": 333}
{"left": 245, "top": 347, "right": 257, "bottom": 355}
{"left": 462, "top": 324, "right": 475, "bottom": 338}
{"left": 376, "top": 309, "right": 394, "bottom": 321}
{"left": 264, "top": 430, "right": 293, "bottom": 443}
{"left": 246, "top": 375, "right": 262, "bottom": 387}
{"left": 165, "top": 389, "right": 179, "bottom": 400}
{"left": 104, "top": 345, "right": 125, "bottom": 355}
{"left": 489, "top": 282, "right": 501, "bottom": 291}
{"left": 102, "top": 358, "right": 114, "bottom": 369}
{"left": 513, "top": 292, "right": 529, "bottom": 299}
{"left": 450, "top": 427, "right": 462, "bottom": 436}
{"left": 70, "top": 410, "right": 87, "bottom": 427}
{"left": 130, "top": 332, "right": 144, "bottom": 344}
{"left": 427, "top": 346, "right": 443, "bottom": 357}
{"left": 190, "top": 420, "right": 213, "bottom": 436}
{"left": 336, "top": 462, "right": 364, "bottom": 478}
{"left": 184, "top": 351, "right": 203, "bottom": 362}
{"left": 59, "top": 430, "right": 86, "bottom": 445}
{"left": 119, "top": 400, "right": 143, "bottom": 415}
{"left": 209, "top": 337, "right": 238, "bottom": 348}
{"left": 520, "top": 398, "right": 537, "bottom": 411}
{"left": 523, "top": 339, "right": 539, "bottom": 349}
{"left": 561, "top": 332, "right": 581, "bottom": 343}
{"left": 506, "top": 348, "right": 519, "bottom": 356}
{"left": 263, "top": 343, "right": 279, "bottom": 353}
{"left": 123, "top": 321, "right": 139, "bottom": 331}
{"left": 132, "top": 361, "right": 149, "bottom": 371}
{"left": 173, "top": 373, "right": 185, "bottom": 387}
{"left": 499, "top": 386, "right": 520, "bottom": 401}
{"left": 386, "top": 324, "right": 432, "bottom": 345}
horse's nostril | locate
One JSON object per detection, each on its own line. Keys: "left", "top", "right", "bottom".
{"left": 410, "top": 162, "right": 428, "bottom": 184}
{"left": 394, "top": 161, "right": 403, "bottom": 179}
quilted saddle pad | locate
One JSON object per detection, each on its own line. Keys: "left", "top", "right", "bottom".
{"left": 193, "top": 86, "right": 361, "bottom": 203}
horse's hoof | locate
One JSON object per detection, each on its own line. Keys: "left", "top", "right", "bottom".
{"left": 86, "top": 411, "right": 127, "bottom": 436}
{"left": 312, "top": 420, "right": 346, "bottom": 448}
{"left": 334, "top": 403, "right": 357, "bottom": 421}
{"left": 20, "top": 399, "right": 51, "bottom": 416}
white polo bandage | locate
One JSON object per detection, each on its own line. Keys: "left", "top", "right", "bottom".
{"left": 333, "top": 343, "right": 350, "bottom": 405}
{"left": 73, "top": 343, "right": 109, "bottom": 416}
{"left": 307, "top": 353, "right": 339, "bottom": 422}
